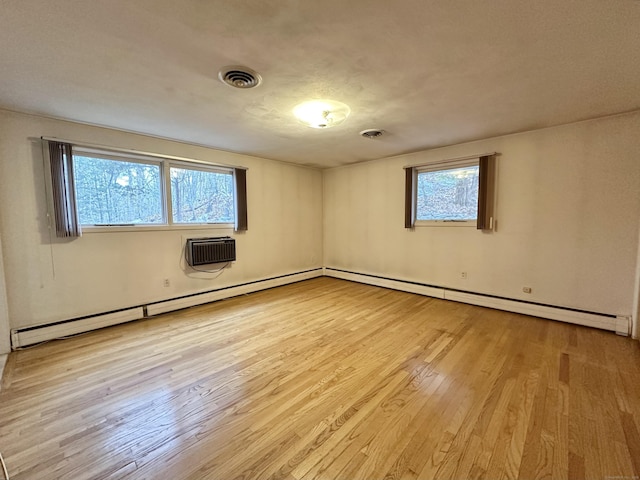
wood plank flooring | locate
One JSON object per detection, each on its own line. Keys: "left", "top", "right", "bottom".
{"left": 1, "top": 277, "right": 640, "bottom": 479}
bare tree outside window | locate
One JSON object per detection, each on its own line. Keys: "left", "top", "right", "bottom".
{"left": 72, "top": 154, "right": 236, "bottom": 227}
{"left": 73, "top": 156, "right": 163, "bottom": 225}
{"left": 416, "top": 165, "right": 479, "bottom": 221}
{"left": 170, "top": 167, "right": 234, "bottom": 224}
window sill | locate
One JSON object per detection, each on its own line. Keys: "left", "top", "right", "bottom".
{"left": 80, "top": 223, "right": 235, "bottom": 234}
{"left": 414, "top": 220, "right": 477, "bottom": 227}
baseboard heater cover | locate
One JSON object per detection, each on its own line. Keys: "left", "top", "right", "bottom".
{"left": 323, "top": 268, "right": 629, "bottom": 335}
{"left": 147, "top": 269, "right": 323, "bottom": 316}
{"left": 323, "top": 268, "right": 446, "bottom": 299}
{"left": 11, "top": 307, "right": 144, "bottom": 349}
{"left": 10, "top": 269, "right": 323, "bottom": 350}
{"left": 9, "top": 267, "right": 628, "bottom": 350}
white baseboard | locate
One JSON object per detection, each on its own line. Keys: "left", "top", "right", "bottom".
{"left": 11, "top": 307, "right": 145, "bottom": 349}
{"left": 10, "top": 269, "right": 323, "bottom": 349}
{"left": 8, "top": 266, "right": 629, "bottom": 350}
{"left": 0, "top": 354, "right": 7, "bottom": 391}
{"left": 146, "top": 269, "right": 323, "bottom": 316}
{"left": 324, "top": 268, "right": 446, "bottom": 299}
{"left": 445, "top": 290, "right": 628, "bottom": 334}
{"left": 324, "top": 268, "right": 629, "bottom": 335}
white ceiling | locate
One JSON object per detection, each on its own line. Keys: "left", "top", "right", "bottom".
{"left": 1, "top": 0, "right": 639, "bottom": 168}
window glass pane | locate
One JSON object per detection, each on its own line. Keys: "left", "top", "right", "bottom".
{"left": 73, "top": 156, "right": 163, "bottom": 225}
{"left": 416, "top": 165, "right": 479, "bottom": 221}
{"left": 170, "top": 167, "right": 234, "bottom": 223}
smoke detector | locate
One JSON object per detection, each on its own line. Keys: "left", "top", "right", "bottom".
{"left": 218, "top": 66, "right": 262, "bottom": 89}
{"left": 360, "top": 129, "right": 385, "bottom": 139}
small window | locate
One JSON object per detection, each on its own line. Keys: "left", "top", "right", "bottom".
{"left": 170, "top": 165, "right": 234, "bottom": 224}
{"left": 73, "top": 154, "right": 164, "bottom": 226}
{"left": 406, "top": 155, "right": 495, "bottom": 230}
{"left": 416, "top": 162, "right": 479, "bottom": 223}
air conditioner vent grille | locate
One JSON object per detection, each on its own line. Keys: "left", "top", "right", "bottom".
{"left": 360, "top": 129, "right": 385, "bottom": 139}
{"left": 218, "top": 66, "right": 262, "bottom": 89}
{"left": 186, "top": 237, "right": 236, "bottom": 266}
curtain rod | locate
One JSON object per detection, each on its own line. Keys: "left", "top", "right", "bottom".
{"left": 40, "top": 136, "right": 248, "bottom": 171}
{"left": 404, "top": 152, "right": 498, "bottom": 170}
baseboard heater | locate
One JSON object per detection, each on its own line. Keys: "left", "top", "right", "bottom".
{"left": 9, "top": 267, "right": 630, "bottom": 349}
{"left": 323, "top": 268, "right": 631, "bottom": 336}
{"left": 11, "top": 307, "right": 145, "bottom": 349}
{"left": 146, "top": 269, "right": 321, "bottom": 316}
{"left": 10, "top": 269, "right": 323, "bottom": 349}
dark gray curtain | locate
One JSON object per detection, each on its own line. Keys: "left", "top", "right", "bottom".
{"left": 404, "top": 167, "right": 415, "bottom": 228}
{"left": 477, "top": 155, "right": 495, "bottom": 230}
{"left": 234, "top": 168, "right": 248, "bottom": 231}
{"left": 48, "top": 141, "right": 81, "bottom": 237}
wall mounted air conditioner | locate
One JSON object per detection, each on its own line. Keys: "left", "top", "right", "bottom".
{"left": 186, "top": 237, "right": 236, "bottom": 266}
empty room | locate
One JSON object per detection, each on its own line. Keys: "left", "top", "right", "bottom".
{"left": 1, "top": 1, "right": 640, "bottom": 479}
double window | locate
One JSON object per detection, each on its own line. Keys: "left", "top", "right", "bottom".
{"left": 46, "top": 140, "right": 247, "bottom": 236}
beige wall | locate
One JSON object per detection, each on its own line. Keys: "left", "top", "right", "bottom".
{"left": 0, "top": 234, "right": 10, "bottom": 354}
{"left": 0, "top": 110, "right": 323, "bottom": 330}
{"left": 1, "top": 108, "right": 639, "bottom": 344}
{"left": 634, "top": 222, "right": 640, "bottom": 338}
{"left": 324, "top": 112, "right": 640, "bottom": 323}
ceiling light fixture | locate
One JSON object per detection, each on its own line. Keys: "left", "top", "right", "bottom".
{"left": 293, "top": 100, "right": 350, "bottom": 129}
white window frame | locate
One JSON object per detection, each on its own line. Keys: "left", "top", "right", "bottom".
{"left": 72, "top": 148, "right": 235, "bottom": 232}
{"left": 414, "top": 158, "right": 479, "bottom": 227}
{"left": 166, "top": 161, "right": 235, "bottom": 226}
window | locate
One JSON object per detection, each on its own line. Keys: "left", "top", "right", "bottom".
{"left": 416, "top": 162, "right": 479, "bottom": 223}
{"left": 45, "top": 139, "right": 248, "bottom": 236}
{"left": 404, "top": 155, "right": 495, "bottom": 230}
{"left": 72, "top": 151, "right": 235, "bottom": 227}
{"left": 170, "top": 165, "right": 234, "bottom": 224}
{"left": 74, "top": 155, "right": 164, "bottom": 225}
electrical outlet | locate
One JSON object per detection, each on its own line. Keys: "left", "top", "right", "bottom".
{"left": 163, "top": 278, "right": 170, "bottom": 287}
{"left": 461, "top": 271, "right": 467, "bottom": 279}
{"left": 522, "top": 286, "right": 532, "bottom": 294}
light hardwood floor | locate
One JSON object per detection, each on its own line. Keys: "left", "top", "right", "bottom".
{"left": 1, "top": 277, "right": 640, "bottom": 480}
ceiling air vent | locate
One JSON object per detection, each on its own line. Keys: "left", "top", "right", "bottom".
{"left": 360, "top": 129, "right": 385, "bottom": 139}
{"left": 218, "top": 66, "right": 262, "bottom": 89}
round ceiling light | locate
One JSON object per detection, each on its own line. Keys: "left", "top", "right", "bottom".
{"left": 293, "top": 100, "right": 350, "bottom": 129}
{"left": 218, "top": 66, "right": 262, "bottom": 89}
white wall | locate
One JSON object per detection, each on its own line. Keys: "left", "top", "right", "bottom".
{"left": 1, "top": 108, "right": 639, "bottom": 342}
{"left": 0, "top": 110, "right": 323, "bottom": 330}
{"left": 324, "top": 112, "right": 640, "bottom": 320}
{"left": 0, "top": 234, "right": 11, "bottom": 354}
{"left": 633, "top": 222, "right": 640, "bottom": 338}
